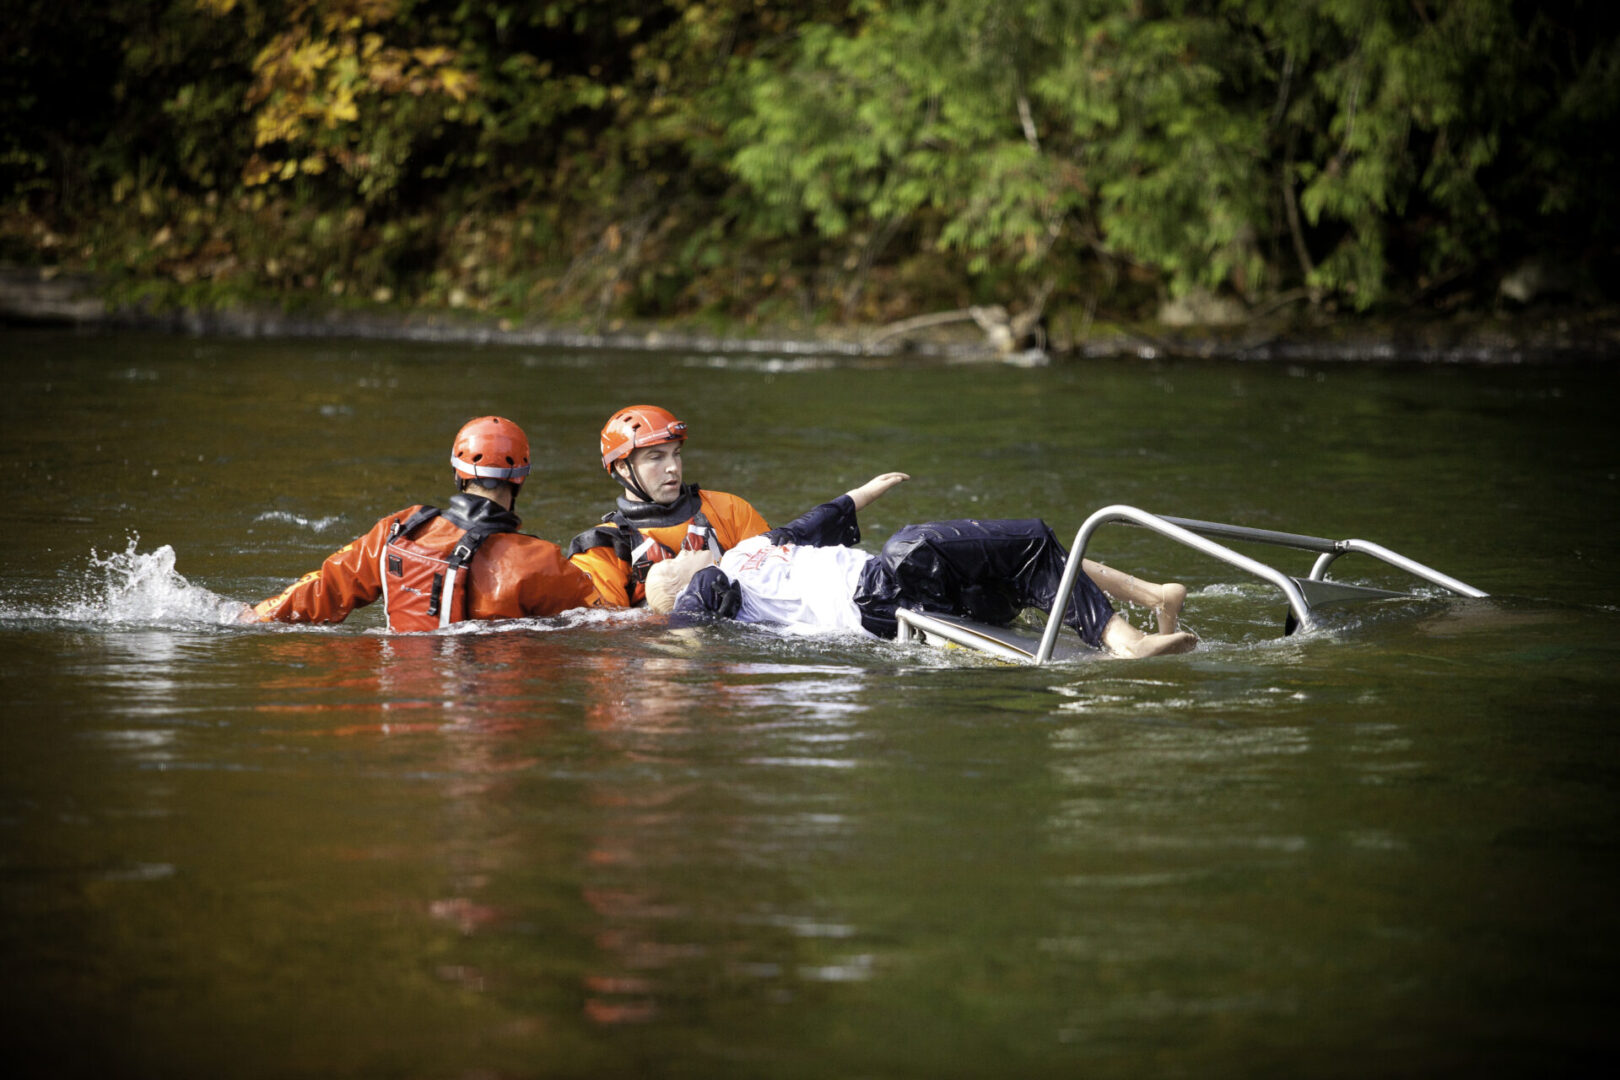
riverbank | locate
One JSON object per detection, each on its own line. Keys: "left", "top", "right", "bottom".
{"left": 4, "top": 263, "right": 1616, "bottom": 365}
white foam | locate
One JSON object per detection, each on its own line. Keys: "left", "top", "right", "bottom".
{"left": 253, "top": 510, "right": 346, "bottom": 533}
{"left": 1, "top": 538, "right": 250, "bottom": 627}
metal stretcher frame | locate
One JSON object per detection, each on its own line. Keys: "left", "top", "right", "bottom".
{"left": 894, "top": 504, "right": 1488, "bottom": 666}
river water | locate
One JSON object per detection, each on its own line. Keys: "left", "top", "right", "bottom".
{"left": 2, "top": 329, "right": 1618, "bottom": 1077}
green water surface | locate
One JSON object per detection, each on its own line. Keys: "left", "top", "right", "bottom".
{"left": 2, "top": 330, "right": 1617, "bottom": 1078}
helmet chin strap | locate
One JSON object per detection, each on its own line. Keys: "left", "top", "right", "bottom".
{"left": 613, "top": 462, "right": 656, "bottom": 503}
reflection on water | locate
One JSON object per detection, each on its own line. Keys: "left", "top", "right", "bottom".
{"left": 2, "top": 332, "right": 1619, "bottom": 1076}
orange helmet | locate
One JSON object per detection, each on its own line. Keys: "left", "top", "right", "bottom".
{"left": 451, "top": 416, "right": 531, "bottom": 488}
{"left": 599, "top": 405, "right": 687, "bottom": 471}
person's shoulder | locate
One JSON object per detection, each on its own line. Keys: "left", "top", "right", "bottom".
{"left": 366, "top": 503, "right": 434, "bottom": 535}
{"left": 566, "top": 521, "right": 630, "bottom": 558}
{"left": 700, "top": 489, "right": 770, "bottom": 544}
{"left": 486, "top": 531, "right": 573, "bottom": 565}
{"left": 496, "top": 529, "right": 560, "bottom": 548}
{"left": 700, "top": 488, "right": 765, "bottom": 515}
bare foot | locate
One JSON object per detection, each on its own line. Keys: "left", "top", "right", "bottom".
{"left": 1100, "top": 615, "right": 1197, "bottom": 659}
{"left": 1126, "top": 630, "right": 1197, "bottom": 658}
{"left": 1155, "top": 582, "right": 1187, "bottom": 635}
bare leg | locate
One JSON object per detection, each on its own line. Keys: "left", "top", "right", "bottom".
{"left": 1082, "top": 559, "right": 1187, "bottom": 635}
{"left": 1100, "top": 614, "right": 1197, "bottom": 659}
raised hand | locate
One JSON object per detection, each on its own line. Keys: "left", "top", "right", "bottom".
{"left": 846, "top": 471, "right": 911, "bottom": 511}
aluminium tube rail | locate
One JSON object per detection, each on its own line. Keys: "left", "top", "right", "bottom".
{"left": 1306, "top": 541, "right": 1488, "bottom": 599}
{"left": 1153, "top": 515, "right": 1488, "bottom": 600}
{"left": 1033, "top": 506, "right": 1314, "bottom": 664}
{"left": 1031, "top": 505, "right": 1488, "bottom": 666}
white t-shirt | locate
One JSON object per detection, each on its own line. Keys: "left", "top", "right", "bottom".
{"left": 715, "top": 535, "right": 874, "bottom": 635}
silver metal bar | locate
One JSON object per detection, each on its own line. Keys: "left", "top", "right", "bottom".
{"left": 1034, "top": 505, "right": 1318, "bottom": 664}
{"left": 1153, "top": 516, "right": 1345, "bottom": 555}
{"left": 1166, "top": 519, "right": 1487, "bottom": 598}
{"left": 1327, "top": 540, "right": 1488, "bottom": 597}
{"left": 1309, "top": 551, "right": 1342, "bottom": 580}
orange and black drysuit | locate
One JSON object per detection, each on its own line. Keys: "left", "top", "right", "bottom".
{"left": 566, "top": 484, "right": 769, "bottom": 607}
{"left": 254, "top": 493, "right": 602, "bottom": 630}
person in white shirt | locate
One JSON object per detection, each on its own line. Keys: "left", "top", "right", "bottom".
{"left": 644, "top": 473, "right": 1194, "bottom": 658}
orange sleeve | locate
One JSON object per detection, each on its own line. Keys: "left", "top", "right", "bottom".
{"left": 568, "top": 542, "right": 634, "bottom": 608}
{"left": 703, "top": 491, "right": 770, "bottom": 548}
{"left": 252, "top": 511, "right": 400, "bottom": 624}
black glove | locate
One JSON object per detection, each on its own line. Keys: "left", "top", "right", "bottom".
{"left": 671, "top": 565, "right": 742, "bottom": 622}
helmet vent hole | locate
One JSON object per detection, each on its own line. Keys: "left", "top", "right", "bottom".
{"left": 472, "top": 453, "right": 483, "bottom": 462}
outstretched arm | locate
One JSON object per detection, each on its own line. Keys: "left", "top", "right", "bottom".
{"left": 252, "top": 515, "right": 394, "bottom": 624}
{"left": 845, "top": 472, "right": 910, "bottom": 512}
{"left": 763, "top": 473, "right": 911, "bottom": 549}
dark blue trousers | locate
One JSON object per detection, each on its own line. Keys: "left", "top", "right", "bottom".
{"left": 853, "top": 518, "right": 1115, "bottom": 646}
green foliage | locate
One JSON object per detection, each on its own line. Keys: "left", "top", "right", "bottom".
{"left": 3, "top": 0, "right": 1616, "bottom": 323}
{"left": 725, "top": 0, "right": 1618, "bottom": 311}
{"left": 1268, "top": 0, "right": 1516, "bottom": 302}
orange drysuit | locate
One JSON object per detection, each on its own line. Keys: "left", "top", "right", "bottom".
{"left": 254, "top": 494, "right": 602, "bottom": 628}
{"left": 566, "top": 485, "right": 768, "bottom": 607}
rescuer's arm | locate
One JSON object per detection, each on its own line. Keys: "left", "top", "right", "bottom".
{"left": 253, "top": 514, "right": 393, "bottom": 623}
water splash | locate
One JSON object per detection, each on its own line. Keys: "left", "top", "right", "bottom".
{"left": 2, "top": 538, "right": 250, "bottom": 627}
{"left": 254, "top": 510, "right": 346, "bottom": 533}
